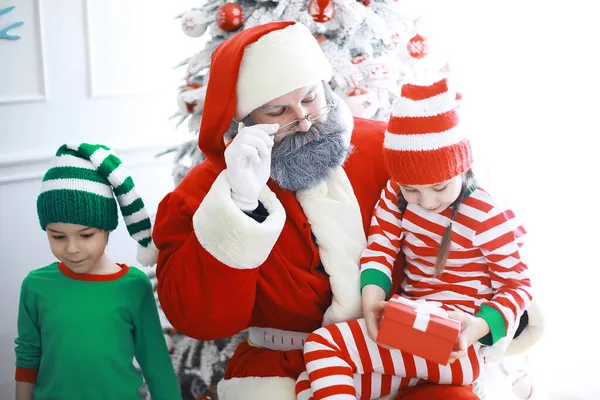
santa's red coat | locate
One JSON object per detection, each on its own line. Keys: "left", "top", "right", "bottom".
{"left": 153, "top": 117, "right": 474, "bottom": 398}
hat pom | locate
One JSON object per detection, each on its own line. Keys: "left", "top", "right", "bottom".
{"left": 137, "top": 241, "right": 159, "bottom": 267}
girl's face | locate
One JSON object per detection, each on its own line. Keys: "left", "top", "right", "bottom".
{"left": 399, "top": 175, "right": 463, "bottom": 213}
{"left": 46, "top": 223, "right": 108, "bottom": 274}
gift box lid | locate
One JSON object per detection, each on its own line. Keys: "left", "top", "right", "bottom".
{"left": 385, "top": 295, "right": 461, "bottom": 341}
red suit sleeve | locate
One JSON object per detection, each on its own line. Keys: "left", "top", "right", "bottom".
{"left": 153, "top": 165, "right": 286, "bottom": 340}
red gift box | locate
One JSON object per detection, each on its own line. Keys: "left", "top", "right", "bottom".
{"left": 377, "top": 295, "right": 461, "bottom": 365}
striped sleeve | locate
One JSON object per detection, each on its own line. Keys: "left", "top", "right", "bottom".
{"left": 473, "top": 204, "right": 532, "bottom": 342}
{"left": 360, "top": 179, "right": 403, "bottom": 296}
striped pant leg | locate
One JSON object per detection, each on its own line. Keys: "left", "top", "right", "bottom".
{"left": 296, "top": 371, "right": 417, "bottom": 400}
{"left": 300, "top": 318, "right": 483, "bottom": 400}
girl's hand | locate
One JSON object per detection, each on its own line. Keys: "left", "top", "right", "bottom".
{"left": 361, "top": 285, "right": 387, "bottom": 342}
{"left": 364, "top": 300, "right": 388, "bottom": 343}
{"left": 446, "top": 310, "right": 491, "bottom": 364}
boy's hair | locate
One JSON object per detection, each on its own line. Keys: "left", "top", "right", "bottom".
{"left": 397, "top": 168, "right": 477, "bottom": 276}
{"left": 37, "top": 143, "right": 158, "bottom": 266}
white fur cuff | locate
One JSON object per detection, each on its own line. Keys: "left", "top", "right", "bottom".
{"left": 505, "top": 300, "right": 545, "bottom": 357}
{"left": 217, "top": 376, "right": 296, "bottom": 400}
{"left": 479, "top": 300, "right": 545, "bottom": 362}
{"left": 193, "top": 171, "right": 286, "bottom": 269}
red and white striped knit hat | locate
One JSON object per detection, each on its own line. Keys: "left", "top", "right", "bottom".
{"left": 384, "top": 78, "right": 472, "bottom": 185}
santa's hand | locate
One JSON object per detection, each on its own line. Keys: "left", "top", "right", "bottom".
{"left": 225, "top": 124, "right": 278, "bottom": 211}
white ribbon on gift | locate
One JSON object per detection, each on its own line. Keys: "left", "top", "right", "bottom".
{"left": 389, "top": 297, "right": 449, "bottom": 332}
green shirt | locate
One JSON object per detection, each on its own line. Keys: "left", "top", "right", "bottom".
{"left": 14, "top": 262, "right": 182, "bottom": 400}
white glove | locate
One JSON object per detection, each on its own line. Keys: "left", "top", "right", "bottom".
{"left": 224, "top": 124, "right": 278, "bottom": 211}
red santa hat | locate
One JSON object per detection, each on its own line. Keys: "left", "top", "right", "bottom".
{"left": 383, "top": 78, "right": 472, "bottom": 185}
{"left": 198, "top": 21, "right": 332, "bottom": 170}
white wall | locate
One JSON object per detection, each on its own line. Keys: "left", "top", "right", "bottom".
{"left": 424, "top": 1, "right": 600, "bottom": 398}
{"left": 0, "top": 0, "right": 199, "bottom": 397}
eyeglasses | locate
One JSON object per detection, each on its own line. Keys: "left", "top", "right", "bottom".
{"left": 268, "top": 102, "right": 335, "bottom": 137}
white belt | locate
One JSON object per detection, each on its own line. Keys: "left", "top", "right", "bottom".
{"left": 247, "top": 327, "right": 309, "bottom": 351}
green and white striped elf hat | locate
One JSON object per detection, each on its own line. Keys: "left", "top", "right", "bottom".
{"left": 37, "top": 143, "right": 158, "bottom": 267}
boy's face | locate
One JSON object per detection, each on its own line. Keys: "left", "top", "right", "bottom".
{"left": 46, "top": 223, "right": 108, "bottom": 274}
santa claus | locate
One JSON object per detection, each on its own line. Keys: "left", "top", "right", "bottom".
{"left": 153, "top": 21, "right": 515, "bottom": 400}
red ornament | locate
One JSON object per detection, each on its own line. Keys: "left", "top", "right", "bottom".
{"left": 407, "top": 33, "right": 429, "bottom": 59}
{"left": 347, "top": 87, "right": 368, "bottom": 97}
{"left": 196, "top": 387, "right": 215, "bottom": 400}
{"left": 216, "top": 1, "right": 244, "bottom": 32}
{"left": 308, "top": 0, "right": 335, "bottom": 23}
{"left": 359, "top": 0, "right": 371, "bottom": 5}
{"left": 367, "top": 60, "right": 391, "bottom": 81}
{"left": 313, "top": 34, "right": 326, "bottom": 44}
{"left": 345, "top": 86, "right": 379, "bottom": 119}
{"left": 386, "top": 32, "right": 400, "bottom": 49}
{"left": 351, "top": 55, "right": 368, "bottom": 64}
{"left": 178, "top": 82, "right": 203, "bottom": 91}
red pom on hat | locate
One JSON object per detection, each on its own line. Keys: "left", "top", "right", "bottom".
{"left": 383, "top": 78, "right": 472, "bottom": 185}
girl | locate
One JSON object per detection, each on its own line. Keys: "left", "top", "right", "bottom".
{"left": 14, "top": 143, "right": 182, "bottom": 400}
{"left": 295, "top": 78, "right": 533, "bottom": 399}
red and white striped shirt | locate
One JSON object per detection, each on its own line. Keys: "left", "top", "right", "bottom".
{"left": 360, "top": 179, "right": 532, "bottom": 338}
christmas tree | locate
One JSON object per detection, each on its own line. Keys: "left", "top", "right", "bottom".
{"left": 165, "top": 0, "right": 448, "bottom": 184}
